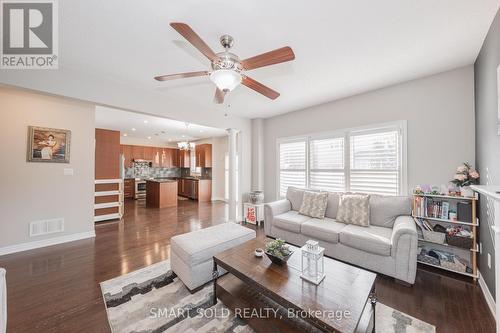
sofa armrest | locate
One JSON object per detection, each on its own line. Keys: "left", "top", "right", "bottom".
{"left": 391, "top": 216, "right": 417, "bottom": 247}
{"left": 391, "top": 216, "right": 418, "bottom": 284}
{"left": 264, "top": 199, "right": 291, "bottom": 236}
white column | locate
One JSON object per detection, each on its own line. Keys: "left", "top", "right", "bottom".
{"left": 227, "top": 128, "right": 238, "bottom": 222}
{"left": 251, "top": 118, "right": 264, "bottom": 191}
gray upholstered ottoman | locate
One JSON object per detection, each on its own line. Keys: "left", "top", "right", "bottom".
{"left": 170, "top": 223, "right": 256, "bottom": 291}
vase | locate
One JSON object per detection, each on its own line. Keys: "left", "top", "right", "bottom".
{"left": 249, "top": 191, "right": 264, "bottom": 204}
{"left": 460, "top": 186, "right": 474, "bottom": 198}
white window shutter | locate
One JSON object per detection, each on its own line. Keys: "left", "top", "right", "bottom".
{"left": 309, "top": 137, "right": 345, "bottom": 192}
{"left": 279, "top": 141, "right": 306, "bottom": 197}
{"left": 350, "top": 130, "right": 399, "bottom": 195}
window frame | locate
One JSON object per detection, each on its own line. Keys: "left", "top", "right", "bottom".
{"left": 276, "top": 121, "right": 408, "bottom": 198}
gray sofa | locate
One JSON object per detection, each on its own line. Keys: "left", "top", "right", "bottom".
{"left": 264, "top": 187, "right": 418, "bottom": 284}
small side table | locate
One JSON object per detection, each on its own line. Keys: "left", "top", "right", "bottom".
{"left": 243, "top": 202, "right": 264, "bottom": 226}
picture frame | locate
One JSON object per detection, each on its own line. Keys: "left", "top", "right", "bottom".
{"left": 27, "top": 126, "right": 71, "bottom": 163}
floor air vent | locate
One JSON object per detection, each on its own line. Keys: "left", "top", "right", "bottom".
{"left": 30, "top": 218, "right": 65, "bottom": 237}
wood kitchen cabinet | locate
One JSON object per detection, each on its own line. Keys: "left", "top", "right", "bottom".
{"left": 178, "top": 178, "right": 211, "bottom": 201}
{"left": 143, "top": 146, "right": 155, "bottom": 161}
{"left": 152, "top": 147, "right": 161, "bottom": 167}
{"left": 121, "top": 145, "right": 134, "bottom": 168}
{"left": 178, "top": 179, "right": 191, "bottom": 198}
{"left": 178, "top": 149, "right": 190, "bottom": 168}
{"left": 121, "top": 145, "right": 182, "bottom": 167}
{"left": 195, "top": 144, "right": 212, "bottom": 167}
{"left": 131, "top": 145, "right": 144, "bottom": 161}
{"left": 124, "top": 178, "right": 135, "bottom": 199}
{"left": 171, "top": 149, "right": 179, "bottom": 167}
{"left": 159, "top": 148, "right": 175, "bottom": 168}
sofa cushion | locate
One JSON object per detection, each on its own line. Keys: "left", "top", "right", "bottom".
{"left": 336, "top": 193, "right": 370, "bottom": 226}
{"left": 339, "top": 224, "right": 392, "bottom": 256}
{"left": 324, "top": 192, "right": 340, "bottom": 219}
{"left": 286, "top": 187, "right": 305, "bottom": 211}
{"left": 170, "top": 223, "right": 256, "bottom": 266}
{"left": 301, "top": 218, "right": 347, "bottom": 243}
{"left": 370, "top": 195, "right": 412, "bottom": 228}
{"left": 299, "top": 191, "right": 329, "bottom": 218}
{"left": 274, "top": 210, "right": 311, "bottom": 233}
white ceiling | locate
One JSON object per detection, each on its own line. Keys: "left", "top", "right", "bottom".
{"left": 95, "top": 106, "right": 226, "bottom": 143}
{"left": 58, "top": 1, "right": 500, "bottom": 119}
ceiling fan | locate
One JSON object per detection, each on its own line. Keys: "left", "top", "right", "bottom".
{"left": 154, "top": 23, "right": 295, "bottom": 104}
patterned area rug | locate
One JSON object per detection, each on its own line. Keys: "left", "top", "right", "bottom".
{"left": 100, "top": 260, "right": 435, "bottom": 333}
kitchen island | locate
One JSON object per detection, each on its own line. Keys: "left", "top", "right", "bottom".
{"left": 146, "top": 179, "right": 178, "bottom": 208}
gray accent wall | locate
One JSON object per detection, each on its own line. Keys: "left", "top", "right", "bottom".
{"left": 263, "top": 66, "right": 475, "bottom": 203}
{"left": 474, "top": 8, "right": 500, "bottom": 299}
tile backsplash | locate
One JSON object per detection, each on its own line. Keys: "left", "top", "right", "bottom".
{"left": 125, "top": 161, "right": 181, "bottom": 179}
{"left": 125, "top": 162, "right": 212, "bottom": 179}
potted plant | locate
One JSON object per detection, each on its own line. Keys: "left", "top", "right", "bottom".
{"left": 265, "top": 238, "right": 293, "bottom": 265}
{"left": 450, "top": 162, "right": 480, "bottom": 197}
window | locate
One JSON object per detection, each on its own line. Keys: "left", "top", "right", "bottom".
{"left": 277, "top": 122, "right": 406, "bottom": 197}
{"left": 309, "top": 137, "right": 345, "bottom": 192}
{"left": 278, "top": 140, "right": 307, "bottom": 197}
{"left": 350, "top": 130, "right": 400, "bottom": 195}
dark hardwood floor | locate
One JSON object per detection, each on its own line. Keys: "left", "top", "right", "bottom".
{"left": 0, "top": 199, "right": 495, "bottom": 332}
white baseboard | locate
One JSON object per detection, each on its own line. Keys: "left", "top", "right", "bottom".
{"left": 478, "top": 271, "right": 496, "bottom": 320}
{"left": 0, "top": 230, "right": 96, "bottom": 256}
{"left": 211, "top": 197, "right": 227, "bottom": 202}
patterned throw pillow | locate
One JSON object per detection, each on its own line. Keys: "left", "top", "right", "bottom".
{"left": 299, "top": 191, "right": 329, "bottom": 219}
{"left": 336, "top": 193, "right": 370, "bottom": 226}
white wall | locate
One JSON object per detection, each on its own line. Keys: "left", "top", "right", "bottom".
{"left": 263, "top": 66, "right": 476, "bottom": 201}
{"left": 0, "top": 87, "right": 95, "bottom": 252}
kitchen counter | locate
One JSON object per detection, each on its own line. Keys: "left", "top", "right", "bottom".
{"left": 146, "top": 180, "right": 178, "bottom": 208}
{"left": 178, "top": 178, "right": 212, "bottom": 202}
{"left": 146, "top": 179, "right": 177, "bottom": 183}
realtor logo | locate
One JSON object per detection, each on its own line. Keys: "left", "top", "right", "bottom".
{"left": 1, "top": 0, "right": 58, "bottom": 69}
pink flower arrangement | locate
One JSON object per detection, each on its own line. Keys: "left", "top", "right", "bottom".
{"left": 451, "top": 162, "right": 480, "bottom": 187}
{"left": 469, "top": 170, "right": 480, "bottom": 179}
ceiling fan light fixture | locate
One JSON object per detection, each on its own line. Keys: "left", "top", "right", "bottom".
{"left": 209, "top": 69, "right": 241, "bottom": 92}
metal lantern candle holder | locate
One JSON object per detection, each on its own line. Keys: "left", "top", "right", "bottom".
{"left": 300, "top": 240, "right": 325, "bottom": 285}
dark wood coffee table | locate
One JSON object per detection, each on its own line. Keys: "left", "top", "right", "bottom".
{"left": 212, "top": 238, "right": 377, "bottom": 333}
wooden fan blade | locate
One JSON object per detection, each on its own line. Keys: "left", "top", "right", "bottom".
{"left": 214, "top": 88, "right": 226, "bottom": 104}
{"left": 170, "top": 23, "right": 216, "bottom": 61}
{"left": 241, "top": 75, "right": 280, "bottom": 100}
{"left": 154, "top": 71, "right": 209, "bottom": 81}
{"left": 241, "top": 46, "right": 295, "bottom": 71}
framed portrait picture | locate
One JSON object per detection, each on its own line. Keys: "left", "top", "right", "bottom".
{"left": 27, "top": 126, "right": 71, "bottom": 163}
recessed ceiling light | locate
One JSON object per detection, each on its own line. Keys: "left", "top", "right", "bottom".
{"left": 199, "top": 130, "right": 204, "bottom": 133}
{"left": 168, "top": 139, "right": 172, "bottom": 142}
{"left": 123, "top": 133, "right": 128, "bottom": 137}
{"left": 131, "top": 128, "right": 136, "bottom": 131}
{"left": 182, "top": 134, "right": 186, "bottom": 138}
{"left": 144, "top": 120, "right": 148, "bottom": 124}
{"left": 147, "top": 136, "right": 151, "bottom": 139}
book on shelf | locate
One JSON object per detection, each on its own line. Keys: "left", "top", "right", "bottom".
{"left": 414, "top": 196, "right": 450, "bottom": 220}
{"left": 414, "top": 218, "right": 433, "bottom": 231}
